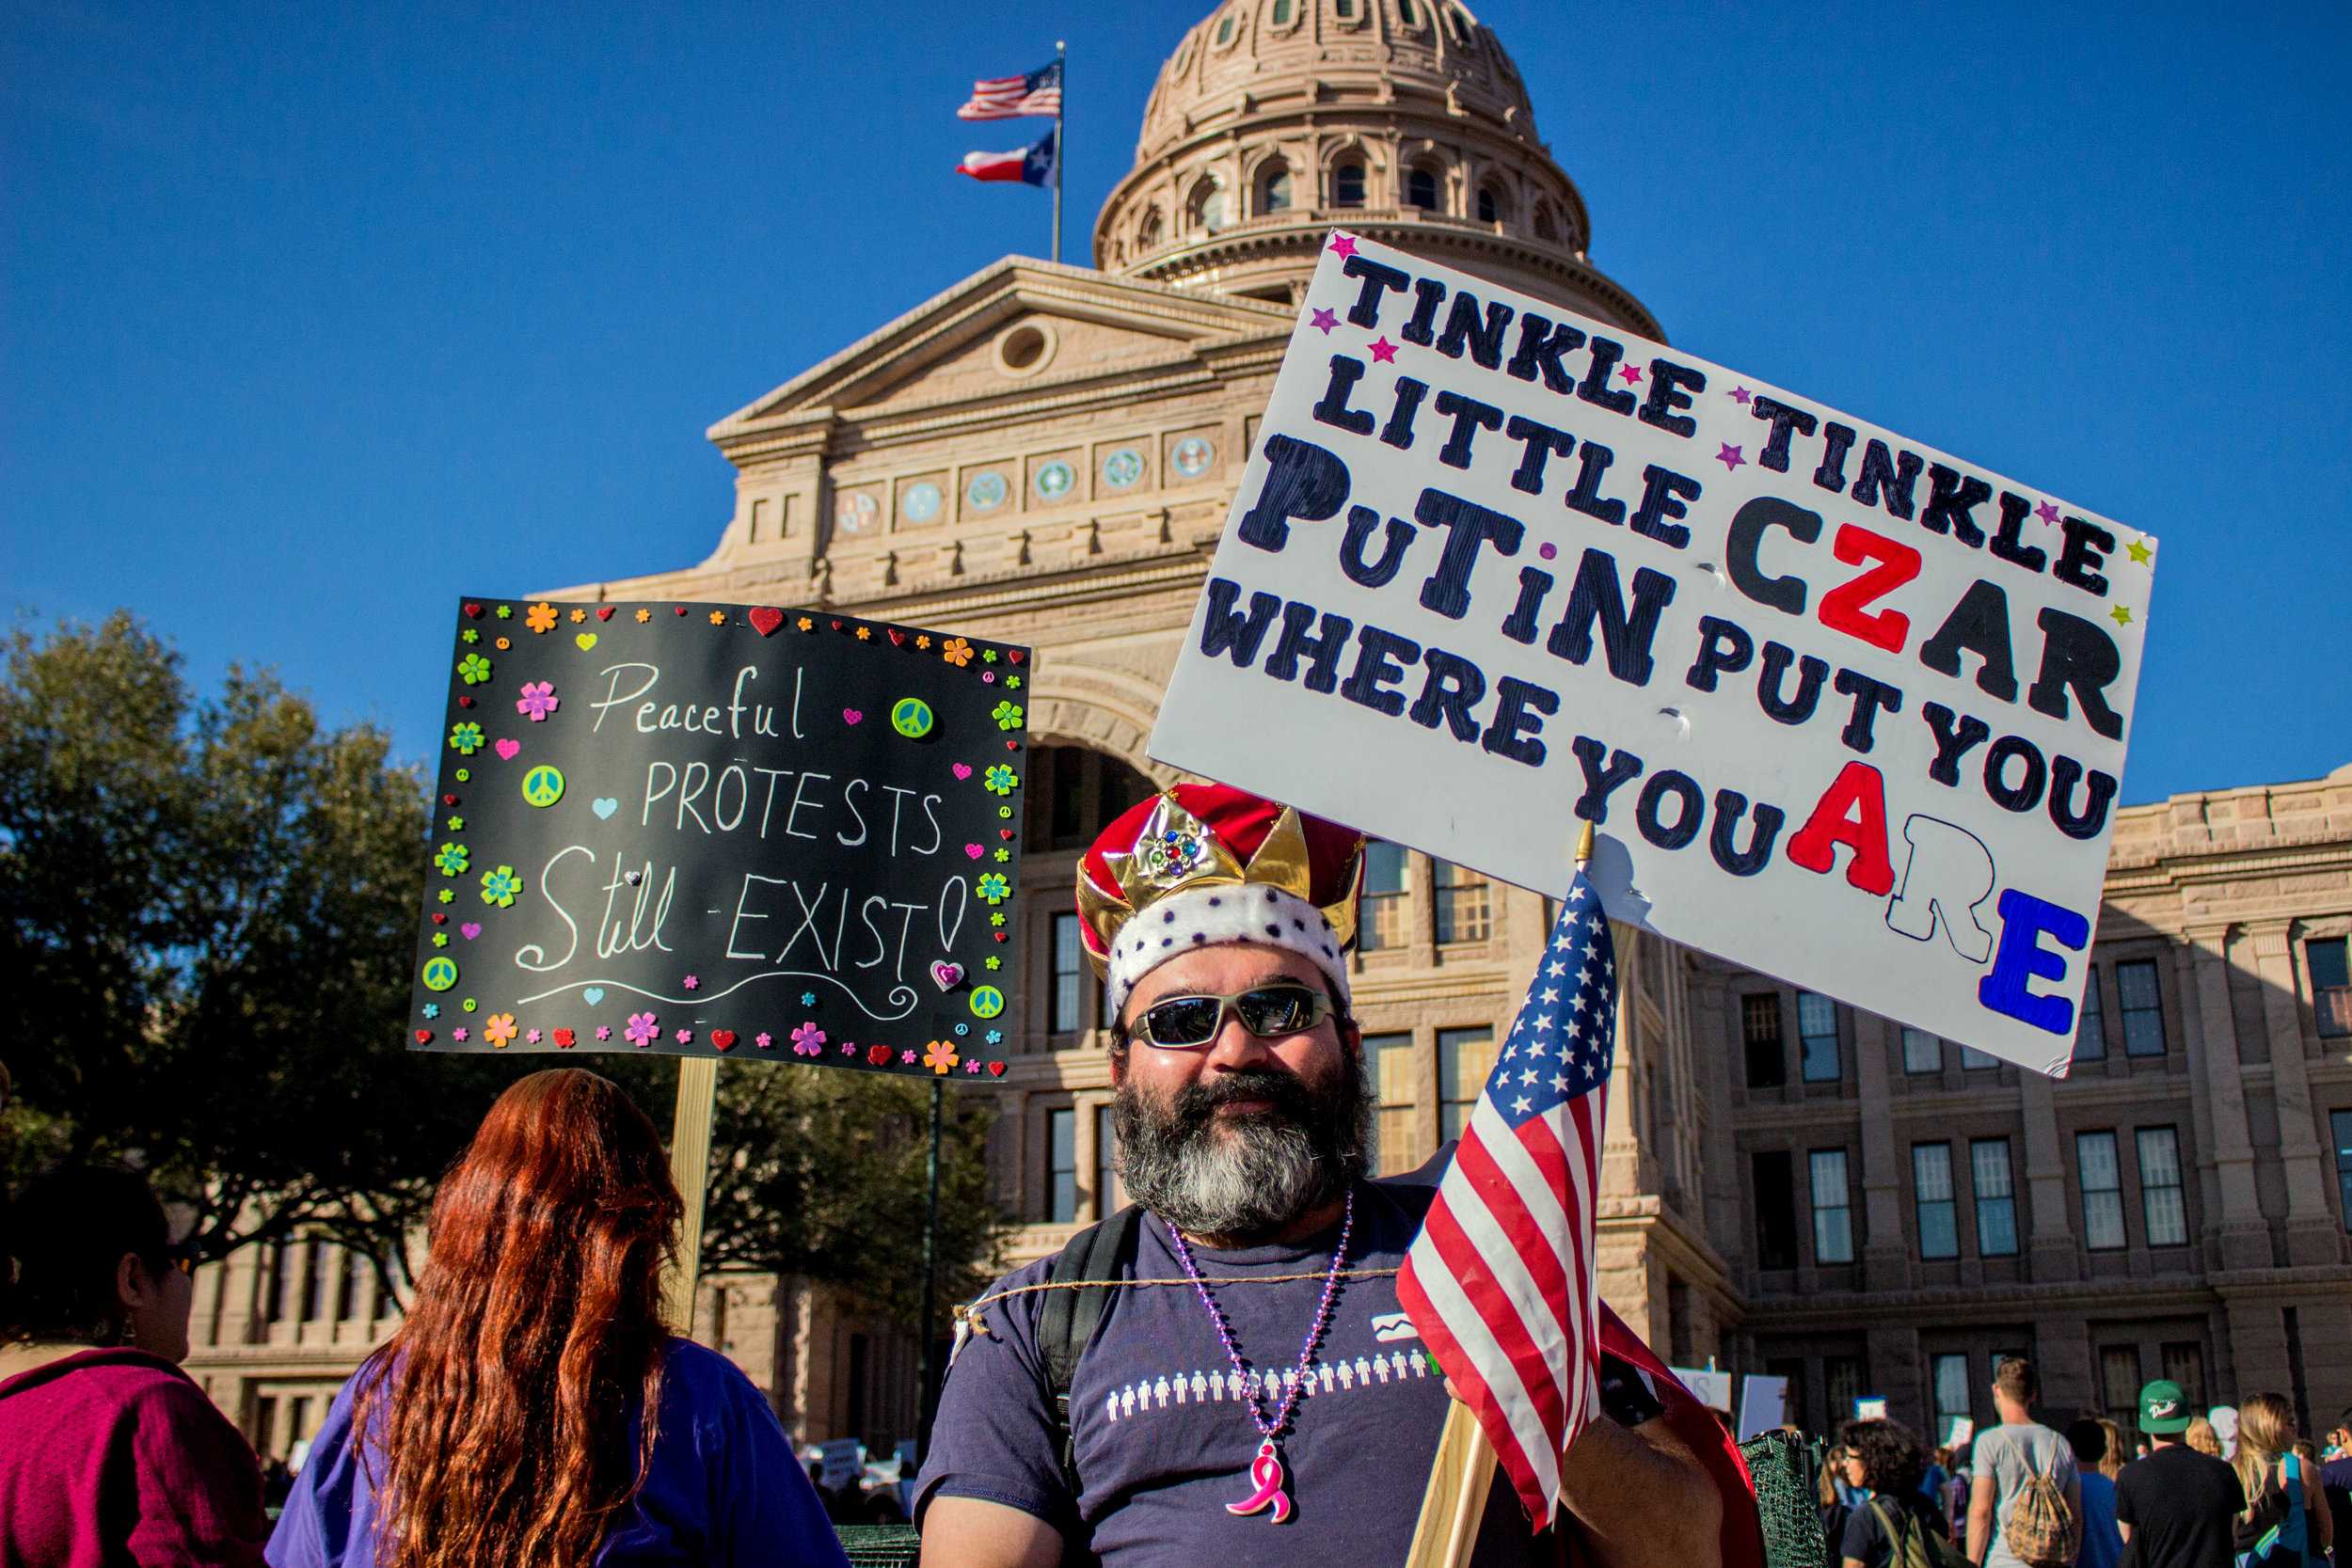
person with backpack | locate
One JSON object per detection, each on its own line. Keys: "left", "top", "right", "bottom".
{"left": 1964, "top": 1358, "right": 2080, "bottom": 1568}
{"left": 2115, "top": 1378, "right": 2243, "bottom": 1568}
{"left": 914, "top": 784, "right": 1767, "bottom": 1568}
{"left": 2230, "top": 1392, "right": 2334, "bottom": 1567}
{"left": 1836, "top": 1418, "right": 1964, "bottom": 1568}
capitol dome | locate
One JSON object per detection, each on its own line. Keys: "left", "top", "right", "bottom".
{"left": 1095, "top": 0, "right": 1658, "bottom": 337}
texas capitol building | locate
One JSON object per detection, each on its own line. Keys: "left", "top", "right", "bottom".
{"left": 183, "top": 0, "right": 2352, "bottom": 1465}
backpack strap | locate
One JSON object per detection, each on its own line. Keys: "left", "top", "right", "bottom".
{"left": 1037, "top": 1204, "right": 1143, "bottom": 1497}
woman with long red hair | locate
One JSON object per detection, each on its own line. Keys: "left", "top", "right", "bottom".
{"left": 267, "top": 1069, "right": 846, "bottom": 1567}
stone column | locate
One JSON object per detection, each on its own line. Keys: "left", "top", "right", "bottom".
{"left": 1851, "top": 1014, "right": 1910, "bottom": 1293}
{"left": 2016, "top": 1069, "right": 2079, "bottom": 1282}
{"left": 2185, "top": 929, "right": 2270, "bottom": 1270}
{"left": 2248, "top": 925, "right": 2340, "bottom": 1264}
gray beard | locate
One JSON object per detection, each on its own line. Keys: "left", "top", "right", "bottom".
{"left": 1112, "top": 1063, "right": 1369, "bottom": 1243}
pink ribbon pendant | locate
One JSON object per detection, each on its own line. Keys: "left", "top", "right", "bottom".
{"left": 1224, "top": 1437, "right": 1294, "bottom": 1524}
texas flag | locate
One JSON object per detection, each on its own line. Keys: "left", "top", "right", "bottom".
{"left": 955, "top": 126, "right": 1056, "bottom": 186}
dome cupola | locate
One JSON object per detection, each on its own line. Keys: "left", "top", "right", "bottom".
{"left": 1094, "top": 0, "right": 1657, "bottom": 335}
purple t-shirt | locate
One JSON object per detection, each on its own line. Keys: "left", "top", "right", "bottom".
{"left": 915, "top": 1170, "right": 1526, "bottom": 1565}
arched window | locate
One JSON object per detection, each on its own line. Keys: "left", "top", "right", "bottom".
{"left": 1332, "top": 162, "right": 1366, "bottom": 207}
{"left": 1031, "top": 745, "right": 1156, "bottom": 852}
{"left": 1137, "top": 206, "right": 1163, "bottom": 249}
{"left": 1272, "top": 0, "right": 1295, "bottom": 24}
{"left": 1216, "top": 10, "right": 1237, "bottom": 44}
{"left": 1406, "top": 166, "right": 1439, "bottom": 211}
{"left": 1532, "top": 202, "right": 1557, "bottom": 242}
{"left": 1188, "top": 177, "right": 1230, "bottom": 233}
{"left": 1258, "top": 161, "right": 1292, "bottom": 214}
{"left": 1334, "top": 0, "right": 1358, "bottom": 16}
{"left": 1476, "top": 184, "right": 1506, "bottom": 224}
{"left": 1396, "top": 0, "right": 1421, "bottom": 27}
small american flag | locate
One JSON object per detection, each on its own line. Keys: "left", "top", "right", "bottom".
{"left": 957, "top": 59, "right": 1062, "bottom": 120}
{"left": 1398, "top": 865, "right": 1617, "bottom": 1526}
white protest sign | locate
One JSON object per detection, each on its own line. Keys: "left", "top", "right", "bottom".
{"left": 1738, "top": 1375, "right": 1789, "bottom": 1441}
{"left": 1149, "top": 232, "right": 2154, "bottom": 1074}
{"left": 1672, "top": 1366, "right": 1734, "bottom": 1413}
{"left": 1854, "top": 1396, "right": 1890, "bottom": 1420}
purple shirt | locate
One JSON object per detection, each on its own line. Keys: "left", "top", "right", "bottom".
{"left": 915, "top": 1170, "right": 1526, "bottom": 1565}
{"left": 0, "top": 1347, "right": 269, "bottom": 1568}
{"left": 266, "top": 1337, "right": 846, "bottom": 1568}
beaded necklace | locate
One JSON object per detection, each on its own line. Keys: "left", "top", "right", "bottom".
{"left": 1164, "top": 1186, "right": 1355, "bottom": 1526}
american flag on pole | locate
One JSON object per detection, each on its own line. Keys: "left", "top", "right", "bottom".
{"left": 1397, "top": 864, "right": 1617, "bottom": 1526}
{"left": 957, "top": 59, "right": 1062, "bottom": 119}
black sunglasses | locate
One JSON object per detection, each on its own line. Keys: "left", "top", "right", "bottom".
{"left": 1129, "top": 984, "right": 1335, "bottom": 1050}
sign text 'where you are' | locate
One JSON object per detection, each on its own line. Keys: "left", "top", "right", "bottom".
{"left": 1151, "top": 234, "right": 2155, "bottom": 1074}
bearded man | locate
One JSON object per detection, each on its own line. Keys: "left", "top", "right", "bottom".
{"left": 915, "top": 784, "right": 1761, "bottom": 1568}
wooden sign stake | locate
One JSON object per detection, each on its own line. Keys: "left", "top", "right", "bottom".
{"left": 661, "top": 1055, "right": 719, "bottom": 1335}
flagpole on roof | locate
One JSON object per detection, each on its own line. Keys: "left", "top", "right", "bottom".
{"left": 1052, "top": 40, "right": 1066, "bottom": 265}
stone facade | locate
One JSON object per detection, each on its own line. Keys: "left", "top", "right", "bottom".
{"left": 181, "top": 0, "right": 2352, "bottom": 1461}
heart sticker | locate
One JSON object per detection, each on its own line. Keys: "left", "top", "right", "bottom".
{"left": 592, "top": 797, "right": 619, "bottom": 819}
{"left": 1000, "top": 829, "right": 1015, "bottom": 840}
{"left": 415, "top": 1029, "right": 434, "bottom": 1044}
{"left": 887, "top": 628, "right": 907, "bottom": 646}
{"left": 581, "top": 987, "right": 605, "bottom": 1006}
{"left": 575, "top": 632, "right": 598, "bottom": 650}
{"left": 866, "top": 1044, "right": 893, "bottom": 1067}
{"left": 432, "top": 912, "right": 448, "bottom": 926}
{"left": 842, "top": 708, "right": 864, "bottom": 725}
{"left": 1006, "top": 649, "right": 1025, "bottom": 664}
{"left": 964, "top": 843, "right": 984, "bottom": 859}
{"left": 988, "top": 1060, "right": 1007, "bottom": 1077}
{"left": 460, "top": 922, "right": 482, "bottom": 940}
{"left": 951, "top": 764, "right": 973, "bottom": 780}
{"left": 596, "top": 605, "right": 615, "bottom": 621}
{"left": 463, "top": 602, "right": 484, "bottom": 619}
{"left": 710, "top": 1029, "right": 739, "bottom": 1052}
{"left": 747, "top": 607, "right": 785, "bottom": 637}
{"left": 931, "top": 960, "right": 963, "bottom": 990}
{"left": 494, "top": 738, "right": 521, "bottom": 761}
{"left": 552, "top": 1028, "right": 576, "bottom": 1048}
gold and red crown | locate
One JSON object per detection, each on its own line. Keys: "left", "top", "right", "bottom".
{"left": 1074, "top": 784, "right": 1364, "bottom": 976}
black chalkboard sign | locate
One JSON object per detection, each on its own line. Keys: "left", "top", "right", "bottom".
{"left": 406, "top": 596, "right": 1030, "bottom": 1080}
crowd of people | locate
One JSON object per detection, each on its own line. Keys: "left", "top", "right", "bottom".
{"left": 1814, "top": 1357, "right": 2347, "bottom": 1568}
{"left": 1, "top": 1069, "right": 850, "bottom": 1567}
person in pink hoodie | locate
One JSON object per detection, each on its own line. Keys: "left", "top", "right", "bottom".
{"left": 0, "top": 1164, "right": 268, "bottom": 1567}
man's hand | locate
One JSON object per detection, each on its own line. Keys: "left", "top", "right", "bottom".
{"left": 1556, "top": 1412, "right": 1724, "bottom": 1568}
{"left": 920, "top": 1497, "right": 1062, "bottom": 1568}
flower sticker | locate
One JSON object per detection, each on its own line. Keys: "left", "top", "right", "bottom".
{"left": 682, "top": 974, "right": 700, "bottom": 991}
{"left": 923, "top": 1040, "right": 959, "bottom": 1075}
{"left": 800, "top": 990, "right": 817, "bottom": 1006}
{"left": 991, "top": 701, "right": 1024, "bottom": 731}
{"left": 625, "top": 1012, "right": 660, "bottom": 1047}
{"left": 1005, "top": 674, "right": 1022, "bottom": 690}
{"left": 976, "top": 873, "right": 1010, "bottom": 904}
{"left": 434, "top": 842, "right": 470, "bottom": 877}
{"left": 984, "top": 765, "right": 1019, "bottom": 796}
{"left": 452, "top": 1026, "right": 469, "bottom": 1041}
{"left": 984, "top": 956, "right": 1001, "bottom": 971}
{"left": 448, "top": 722, "right": 485, "bottom": 755}
{"left": 456, "top": 653, "right": 493, "bottom": 685}
{"left": 437, "top": 888, "right": 454, "bottom": 905}
{"left": 993, "top": 848, "right": 1009, "bottom": 863}
{"left": 989, "top": 911, "right": 1006, "bottom": 927}
{"left": 483, "top": 1012, "right": 518, "bottom": 1048}
{"left": 421, "top": 1004, "right": 440, "bottom": 1020}
{"left": 940, "top": 636, "right": 974, "bottom": 668}
{"left": 494, "top": 604, "right": 513, "bottom": 620}
{"left": 791, "top": 1022, "right": 826, "bottom": 1057}
{"left": 516, "top": 681, "right": 559, "bottom": 721}
{"left": 985, "top": 1029, "right": 1003, "bottom": 1046}
{"left": 595, "top": 1025, "right": 612, "bottom": 1041}
{"left": 525, "top": 601, "right": 559, "bottom": 634}
{"left": 707, "top": 610, "right": 727, "bottom": 626}
{"left": 569, "top": 608, "right": 587, "bottom": 623}
{"left": 635, "top": 608, "right": 652, "bottom": 623}
{"left": 460, "top": 628, "right": 480, "bottom": 644}
{"left": 755, "top": 1032, "right": 773, "bottom": 1050}
{"left": 480, "top": 864, "right": 522, "bottom": 907}
{"left": 981, "top": 649, "right": 999, "bottom": 664}
{"left": 674, "top": 1028, "right": 693, "bottom": 1044}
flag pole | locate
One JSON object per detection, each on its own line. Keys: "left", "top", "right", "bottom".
{"left": 1406, "top": 820, "right": 1597, "bottom": 1568}
{"left": 1051, "top": 40, "right": 1065, "bottom": 265}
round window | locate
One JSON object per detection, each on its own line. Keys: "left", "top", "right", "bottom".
{"left": 965, "top": 471, "right": 1009, "bottom": 512}
{"left": 1034, "top": 460, "right": 1076, "bottom": 501}
{"left": 996, "top": 324, "right": 1054, "bottom": 376}
{"left": 901, "top": 482, "right": 943, "bottom": 524}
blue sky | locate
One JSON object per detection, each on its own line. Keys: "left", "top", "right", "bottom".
{"left": 6, "top": 0, "right": 2347, "bottom": 805}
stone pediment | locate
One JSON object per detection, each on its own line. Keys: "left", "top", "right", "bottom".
{"left": 707, "top": 257, "right": 1292, "bottom": 446}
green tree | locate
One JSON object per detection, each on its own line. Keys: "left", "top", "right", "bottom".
{"left": 699, "top": 1066, "right": 1004, "bottom": 1329}
{"left": 0, "top": 612, "right": 513, "bottom": 1294}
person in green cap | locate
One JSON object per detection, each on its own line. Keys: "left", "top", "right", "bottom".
{"left": 2115, "top": 1377, "right": 2244, "bottom": 1568}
